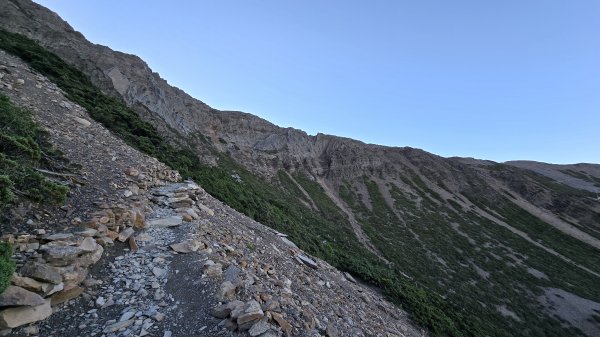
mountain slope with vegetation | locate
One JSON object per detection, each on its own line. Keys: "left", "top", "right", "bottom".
{"left": 1, "top": 1, "right": 599, "bottom": 336}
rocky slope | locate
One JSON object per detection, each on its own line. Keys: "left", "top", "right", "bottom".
{"left": 1, "top": 1, "right": 600, "bottom": 337}
{"left": 0, "top": 48, "right": 424, "bottom": 336}
{"left": 506, "top": 160, "right": 600, "bottom": 193}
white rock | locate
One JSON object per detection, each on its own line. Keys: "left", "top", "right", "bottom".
{"left": 73, "top": 117, "right": 91, "bottom": 127}
{"left": 95, "top": 296, "right": 106, "bottom": 307}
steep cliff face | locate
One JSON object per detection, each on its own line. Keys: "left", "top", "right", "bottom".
{"left": 2, "top": 1, "right": 600, "bottom": 337}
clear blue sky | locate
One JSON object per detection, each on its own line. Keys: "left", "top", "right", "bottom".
{"left": 36, "top": 0, "right": 599, "bottom": 164}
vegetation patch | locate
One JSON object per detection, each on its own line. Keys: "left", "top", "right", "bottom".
{"left": 0, "top": 242, "right": 14, "bottom": 293}
{"left": 0, "top": 93, "right": 68, "bottom": 208}
{"left": 340, "top": 174, "right": 600, "bottom": 337}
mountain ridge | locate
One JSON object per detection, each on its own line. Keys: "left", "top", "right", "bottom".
{"left": 1, "top": 1, "right": 600, "bottom": 337}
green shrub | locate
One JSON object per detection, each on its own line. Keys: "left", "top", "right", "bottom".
{"left": 0, "top": 242, "right": 15, "bottom": 293}
{"left": 0, "top": 94, "right": 68, "bottom": 208}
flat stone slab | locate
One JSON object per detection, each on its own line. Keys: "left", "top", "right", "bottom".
{"left": 148, "top": 216, "right": 183, "bottom": 227}
{"left": 20, "top": 262, "right": 62, "bottom": 284}
{"left": 50, "top": 286, "right": 84, "bottom": 306}
{"left": 169, "top": 239, "right": 204, "bottom": 253}
{"left": 297, "top": 254, "right": 318, "bottom": 269}
{"left": 0, "top": 286, "right": 45, "bottom": 307}
{"left": 40, "top": 245, "right": 84, "bottom": 267}
{"left": 103, "top": 319, "right": 134, "bottom": 333}
{"left": 117, "top": 227, "right": 134, "bottom": 242}
{"left": 78, "top": 237, "right": 99, "bottom": 252}
{"left": 280, "top": 237, "right": 298, "bottom": 250}
{"left": 0, "top": 299, "right": 51, "bottom": 328}
{"left": 42, "top": 233, "right": 74, "bottom": 241}
{"left": 344, "top": 272, "right": 357, "bottom": 284}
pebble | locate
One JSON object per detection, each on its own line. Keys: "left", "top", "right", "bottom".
{"left": 119, "top": 311, "right": 136, "bottom": 322}
{"left": 95, "top": 296, "right": 106, "bottom": 307}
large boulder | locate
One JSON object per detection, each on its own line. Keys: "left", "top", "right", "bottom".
{"left": 19, "top": 262, "right": 62, "bottom": 285}
{"left": 0, "top": 299, "right": 51, "bottom": 328}
{"left": 0, "top": 286, "right": 45, "bottom": 307}
{"left": 10, "top": 274, "right": 43, "bottom": 293}
{"left": 39, "top": 245, "right": 84, "bottom": 267}
{"left": 77, "top": 244, "right": 104, "bottom": 267}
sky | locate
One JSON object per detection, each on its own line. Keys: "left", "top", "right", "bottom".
{"left": 35, "top": 1, "right": 599, "bottom": 164}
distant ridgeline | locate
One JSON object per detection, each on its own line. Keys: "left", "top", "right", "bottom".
{"left": 2, "top": 27, "right": 600, "bottom": 337}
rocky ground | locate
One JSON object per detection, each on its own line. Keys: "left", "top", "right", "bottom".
{"left": 3, "top": 180, "right": 427, "bottom": 337}
{"left": 0, "top": 47, "right": 426, "bottom": 336}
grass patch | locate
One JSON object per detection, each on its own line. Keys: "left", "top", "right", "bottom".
{"left": 0, "top": 93, "right": 68, "bottom": 208}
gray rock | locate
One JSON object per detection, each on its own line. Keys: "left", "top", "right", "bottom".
{"left": 75, "top": 228, "right": 98, "bottom": 237}
{"left": 118, "top": 228, "right": 135, "bottom": 242}
{"left": 344, "top": 272, "right": 357, "bottom": 284}
{"left": 197, "top": 204, "right": 214, "bottom": 216}
{"left": 280, "top": 237, "right": 298, "bottom": 249}
{"left": 103, "top": 319, "right": 133, "bottom": 333}
{"left": 95, "top": 296, "right": 106, "bottom": 307}
{"left": 223, "top": 265, "right": 242, "bottom": 283}
{"left": 41, "top": 282, "right": 64, "bottom": 296}
{"left": 249, "top": 318, "right": 270, "bottom": 336}
{"left": 20, "top": 262, "right": 62, "bottom": 284}
{"left": 148, "top": 216, "right": 182, "bottom": 227}
{"left": 40, "top": 245, "right": 84, "bottom": 266}
{"left": 152, "top": 267, "right": 167, "bottom": 278}
{"left": 237, "top": 300, "right": 264, "bottom": 331}
{"left": 0, "top": 299, "right": 51, "bottom": 328}
{"left": 119, "top": 311, "right": 136, "bottom": 322}
{"left": 219, "top": 281, "right": 236, "bottom": 300}
{"left": 9, "top": 275, "right": 44, "bottom": 293}
{"left": 0, "top": 286, "right": 45, "bottom": 307}
{"left": 21, "top": 325, "right": 39, "bottom": 335}
{"left": 77, "top": 244, "right": 104, "bottom": 267}
{"left": 169, "top": 240, "right": 203, "bottom": 253}
{"left": 297, "top": 254, "right": 318, "bottom": 269}
{"left": 203, "top": 263, "right": 222, "bottom": 277}
{"left": 78, "top": 237, "right": 99, "bottom": 252}
{"left": 42, "top": 233, "right": 73, "bottom": 241}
